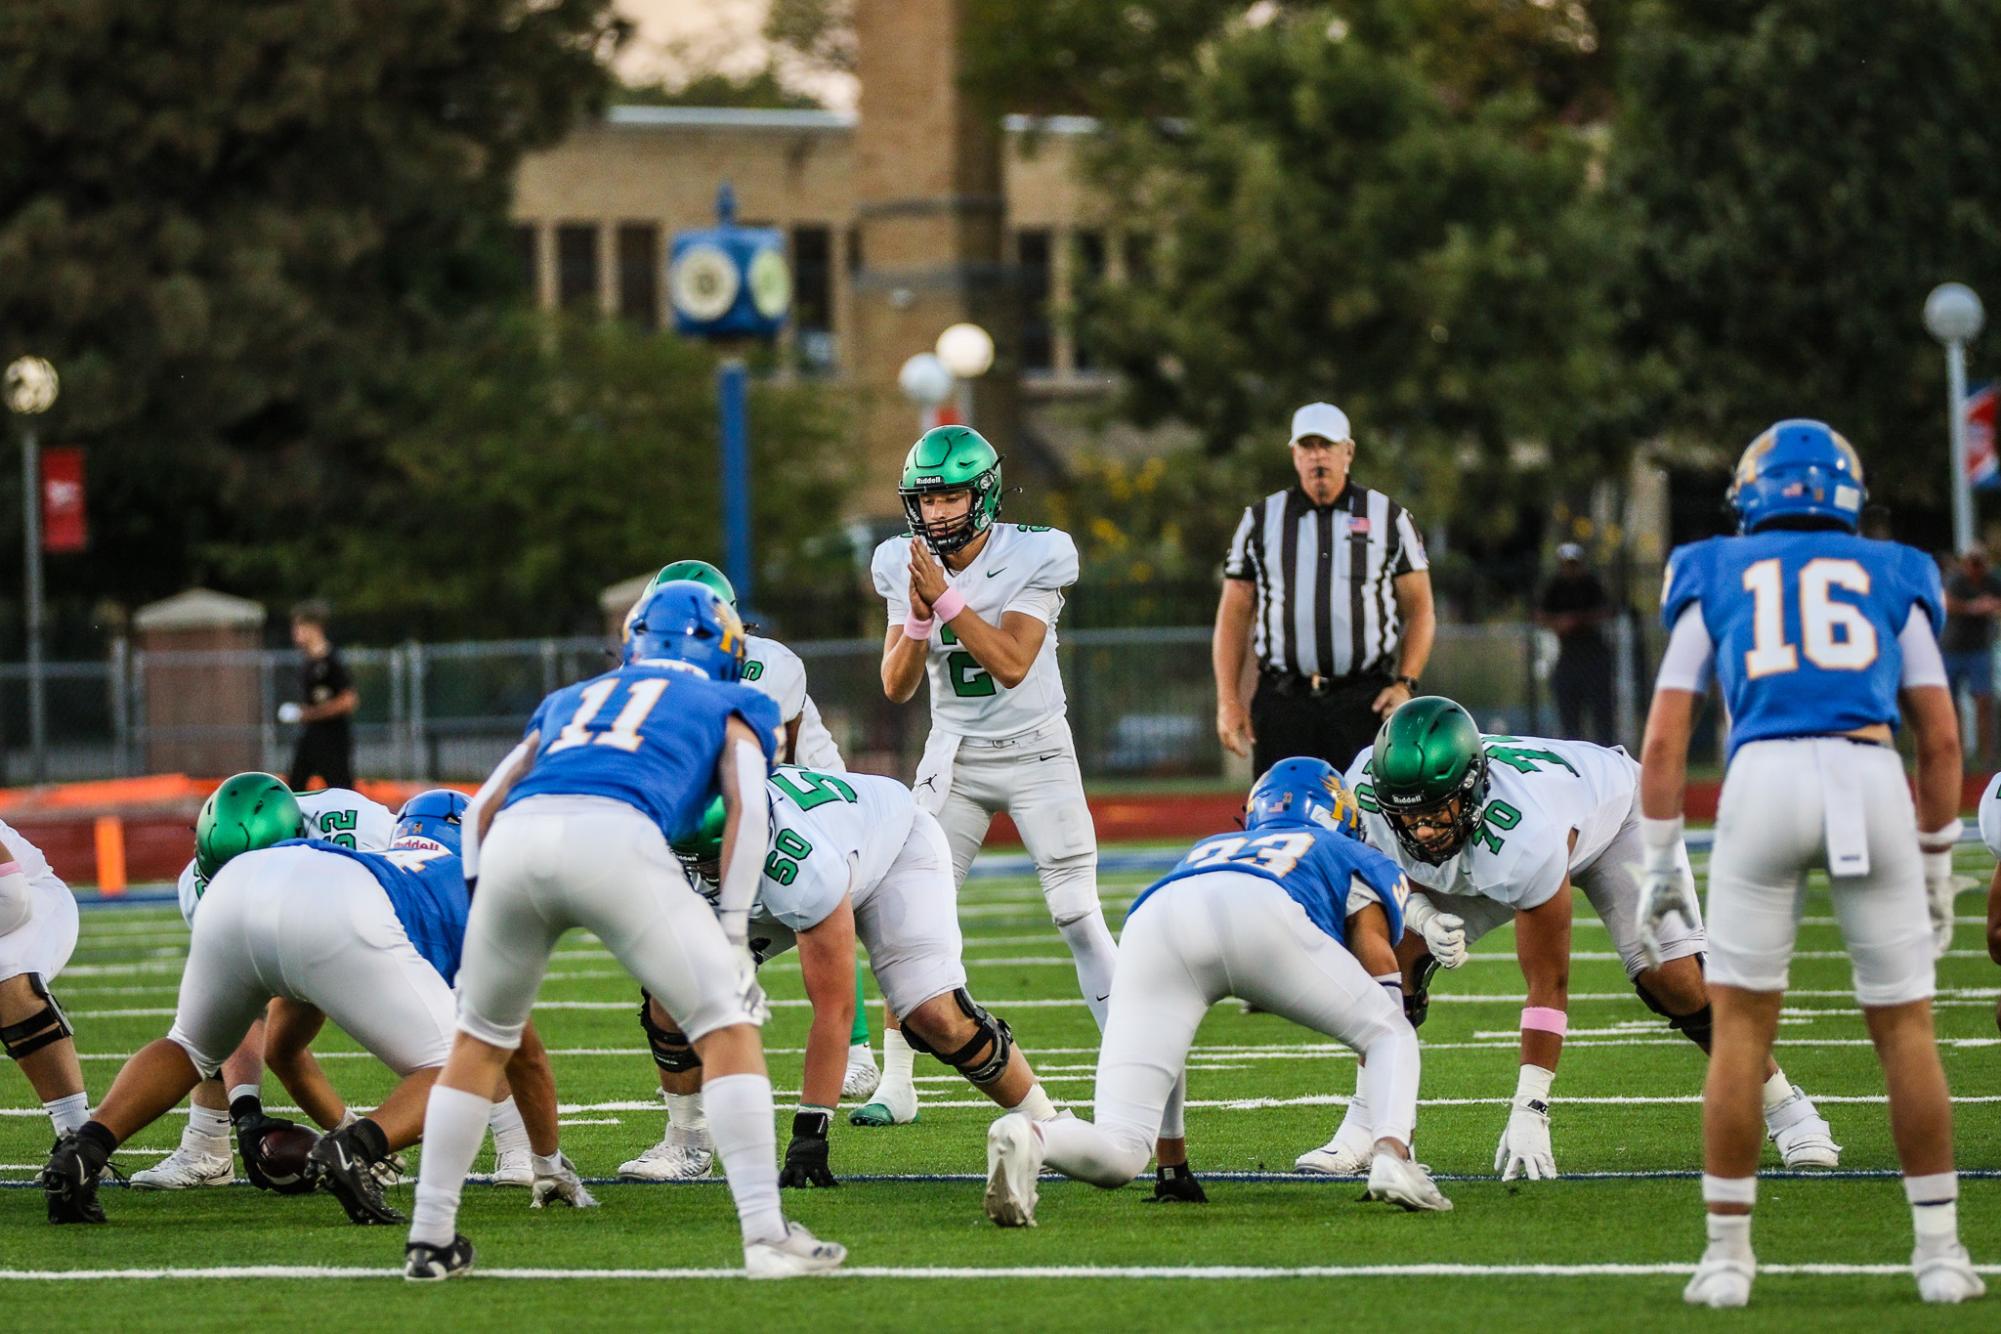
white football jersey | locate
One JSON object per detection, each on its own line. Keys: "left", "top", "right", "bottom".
{"left": 1346, "top": 735, "right": 1637, "bottom": 911}
{"left": 177, "top": 787, "right": 397, "bottom": 925}
{"left": 871, "top": 523, "right": 1080, "bottom": 739}
{"left": 744, "top": 634, "right": 845, "bottom": 771}
{"left": 751, "top": 769, "right": 918, "bottom": 932}
{"left": 0, "top": 817, "right": 67, "bottom": 900}
{"left": 1979, "top": 772, "right": 2001, "bottom": 857}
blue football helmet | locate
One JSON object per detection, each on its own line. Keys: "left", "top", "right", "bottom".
{"left": 1246, "top": 758, "right": 1365, "bottom": 840}
{"left": 622, "top": 579, "right": 748, "bottom": 682}
{"left": 1728, "top": 419, "right": 1867, "bottom": 534}
{"left": 394, "top": 788, "right": 468, "bottom": 857}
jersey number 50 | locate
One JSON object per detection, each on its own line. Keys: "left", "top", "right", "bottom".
{"left": 1742, "top": 557, "right": 1877, "bottom": 678}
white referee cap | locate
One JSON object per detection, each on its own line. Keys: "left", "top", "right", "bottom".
{"left": 1289, "top": 402, "right": 1351, "bottom": 446}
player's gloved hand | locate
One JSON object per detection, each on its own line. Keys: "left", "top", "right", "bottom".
{"left": 779, "top": 1110, "right": 837, "bottom": 1188}
{"left": 719, "top": 910, "right": 770, "bottom": 1025}
{"left": 1403, "top": 894, "right": 1467, "bottom": 969}
{"left": 529, "top": 1151, "right": 598, "bottom": 1209}
{"left": 234, "top": 1111, "right": 308, "bottom": 1194}
{"left": 1634, "top": 866, "right": 1699, "bottom": 971}
{"left": 1493, "top": 1096, "right": 1555, "bottom": 1181}
{"left": 277, "top": 702, "right": 304, "bottom": 725}
{"left": 1920, "top": 826, "right": 1961, "bottom": 958}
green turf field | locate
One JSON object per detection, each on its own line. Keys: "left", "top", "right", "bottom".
{"left": 3, "top": 845, "right": 1997, "bottom": 1331}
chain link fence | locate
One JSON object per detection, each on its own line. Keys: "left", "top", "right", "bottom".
{"left": 0, "top": 620, "right": 1673, "bottom": 787}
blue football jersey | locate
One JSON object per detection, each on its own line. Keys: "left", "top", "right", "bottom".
{"left": 273, "top": 838, "right": 471, "bottom": 985}
{"left": 502, "top": 664, "right": 780, "bottom": 845}
{"left": 1662, "top": 531, "right": 1944, "bottom": 759}
{"left": 1128, "top": 823, "right": 1408, "bottom": 947}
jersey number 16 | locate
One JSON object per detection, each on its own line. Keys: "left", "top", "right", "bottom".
{"left": 1741, "top": 557, "right": 1877, "bottom": 678}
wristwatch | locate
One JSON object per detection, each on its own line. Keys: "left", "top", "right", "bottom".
{"left": 1394, "top": 674, "right": 1420, "bottom": 692}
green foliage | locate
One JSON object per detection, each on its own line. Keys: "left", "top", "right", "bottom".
{"left": 616, "top": 68, "right": 823, "bottom": 111}
{"left": 229, "top": 313, "right": 854, "bottom": 639}
{"left": 1614, "top": 0, "right": 2001, "bottom": 520}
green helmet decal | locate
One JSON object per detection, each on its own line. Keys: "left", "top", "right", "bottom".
{"left": 654, "top": 559, "right": 736, "bottom": 608}
{"left": 1369, "top": 697, "right": 1489, "bottom": 865}
{"left": 195, "top": 772, "right": 304, "bottom": 879}
{"left": 899, "top": 425, "right": 1004, "bottom": 554}
{"left": 670, "top": 795, "right": 729, "bottom": 869}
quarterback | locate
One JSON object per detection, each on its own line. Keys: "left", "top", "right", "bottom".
{"left": 868, "top": 425, "right": 1117, "bottom": 1126}
{"left": 1295, "top": 697, "right": 1837, "bottom": 1180}
{"left": 1637, "top": 420, "right": 1981, "bottom": 1306}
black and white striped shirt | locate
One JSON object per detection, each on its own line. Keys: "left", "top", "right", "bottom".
{"left": 1224, "top": 484, "right": 1428, "bottom": 680}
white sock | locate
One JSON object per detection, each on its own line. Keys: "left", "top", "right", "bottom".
{"left": 1337, "top": 1086, "right": 1372, "bottom": 1147}
{"left": 186, "top": 1103, "right": 232, "bottom": 1150}
{"left": 880, "top": 1028, "right": 915, "bottom": 1093}
{"left": 1008, "top": 1084, "right": 1058, "bottom": 1121}
{"left": 703, "top": 1073, "right": 785, "bottom": 1246}
{"left": 1761, "top": 1071, "right": 1793, "bottom": 1114}
{"left": 409, "top": 1086, "right": 491, "bottom": 1248}
{"left": 487, "top": 1096, "right": 530, "bottom": 1157}
{"left": 665, "top": 1090, "right": 709, "bottom": 1141}
{"left": 1706, "top": 1212, "right": 1753, "bottom": 1253}
{"left": 1906, "top": 1172, "right": 1959, "bottom": 1245}
{"left": 1057, "top": 913, "right": 1117, "bottom": 1030}
{"left": 45, "top": 1092, "right": 89, "bottom": 1137}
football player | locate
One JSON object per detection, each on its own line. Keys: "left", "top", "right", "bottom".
{"left": 1, "top": 819, "right": 88, "bottom": 1156}
{"left": 403, "top": 581, "right": 843, "bottom": 1281}
{"left": 983, "top": 759, "right": 1449, "bottom": 1226}
{"left": 867, "top": 425, "right": 1117, "bottom": 1126}
{"left": 619, "top": 560, "right": 877, "bottom": 1185}
{"left": 1636, "top": 420, "right": 1982, "bottom": 1307}
{"left": 42, "top": 791, "right": 580, "bottom": 1227}
{"left": 1297, "top": 697, "right": 1839, "bottom": 1180}
{"left": 638, "top": 766, "right": 1060, "bottom": 1186}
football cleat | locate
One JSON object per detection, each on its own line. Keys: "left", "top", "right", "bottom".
{"left": 130, "top": 1144, "right": 233, "bottom": 1190}
{"left": 305, "top": 1129, "right": 404, "bottom": 1225}
{"left": 404, "top": 1233, "right": 476, "bottom": 1282}
{"left": 618, "top": 1128, "right": 714, "bottom": 1181}
{"left": 843, "top": 1045, "right": 881, "bottom": 1102}
{"left": 1294, "top": 1130, "right": 1374, "bottom": 1177}
{"left": 1145, "top": 1162, "right": 1207, "bottom": 1204}
{"left": 490, "top": 1148, "right": 534, "bottom": 1188}
{"left": 1914, "top": 1240, "right": 1987, "bottom": 1304}
{"left": 1684, "top": 1248, "right": 1755, "bottom": 1308}
{"left": 41, "top": 1132, "right": 109, "bottom": 1225}
{"left": 983, "top": 1114, "right": 1042, "bottom": 1228}
{"left": 744, "top": 1221, "right": 847, "bottom": 1279}
{"left": 1765, "top": 1087, "right": 1841, "bottom": 1169}
{"left": 1362, "top": 1151, "right": 1452, "bottom": 1212}
{"left": 849, "top": 1079, "right": 918, "bottom": 1127}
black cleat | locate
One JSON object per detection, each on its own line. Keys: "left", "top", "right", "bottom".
{"left": 405, "top": 1233, "right": 476, "bottom": 1282}
{"left": 1145, "top": 1162, "right": 1208, "bottom": 1205}
{"left": 305, "top": 1127, "right": 403, "bottom": 1225}
{"left": 42, "top": 1132, "right": 109, "bottom": 1224}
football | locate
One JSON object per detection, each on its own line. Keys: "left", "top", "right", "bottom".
{"left": 252, "top": 1124, "right": 321, "bottom": 1193}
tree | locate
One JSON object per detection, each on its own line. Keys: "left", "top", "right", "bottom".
{"left": 1614, "top": 0, "right": 2001, "bottom": 529}
{"left": 0, "top": 1, "right": 626, "bottom": 629}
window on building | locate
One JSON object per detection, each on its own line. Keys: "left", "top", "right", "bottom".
{"left": 791, "top": 224, "right": 835, "bottom": 372}
{"left": 510, "top": 224, "right": 538, "bottom": 299}
{"left": 1016, "top": 229, "right": 1053, "bottom": 374}
{"left": 1072, "top": 230, "right": 1108, "bottom": 371}
{"left": 616, "top": 223, "right": 659, "bottom": 329}
{"left": 556, "top": 223, "right": 599, "bottom": 312}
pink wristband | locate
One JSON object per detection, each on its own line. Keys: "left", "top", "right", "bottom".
{"left": 0, "top": 862, "right": 19, "bottom": 877}
{"left": 1521, "top": 1006, "right": 1568, "bottom": 1036}
{"left": 903, "top": 613, "right": 934, "bottom": 640}
{"left": 930, "top": 585, "right": 968, "bottom": 622}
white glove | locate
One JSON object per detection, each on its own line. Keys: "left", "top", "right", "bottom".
{"left": 732, "top": 945, "right": 769, "bottom": 1026}
{"left": 1403, "top": 895, "right": 1468, "bottom": 969}
{"left": 1923, "top": 849, "right": 1957, "bottom": 959}
{"left": 529, "top": 1151, "right": 598, "bottom": 1209}
{"left": 277, "top": 702, "right": 304, "bottom": 725}
{"left": 1494, "top": 1095, "right": 1556, "bottom": 1181}
{"left": 1635, "top": 865, "right": 1699, "bottom": 970}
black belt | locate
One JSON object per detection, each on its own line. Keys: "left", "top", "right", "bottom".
{"left": 1258, "top": 667, "right": 1385, "bottom": 698}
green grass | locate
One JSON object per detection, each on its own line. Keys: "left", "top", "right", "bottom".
{"left": 2, "top": 845, "right": 1997, "bottom": 1331}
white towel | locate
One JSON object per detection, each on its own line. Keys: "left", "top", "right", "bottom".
{"left": 911, "top": 730, "right": 962, "bottom": 817}
{"left": 1819, "top": 738, "right": 1870, "bottom": 878}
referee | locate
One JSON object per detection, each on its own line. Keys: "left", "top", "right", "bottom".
{"left": 1213, "top": 401, "right": 1436, "bottom": 775}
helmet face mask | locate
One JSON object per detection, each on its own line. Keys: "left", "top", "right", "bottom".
{"left": 1381, "top": 791, "right": 1480, "bottom": 863}
{"left": 899, "top": 426, "right": 1004, "bottom": 555}
{"left": 195, "top": 772, "right": 303, "bottom": 879}
{"left": 1370, "top": 697, "right": 1490, "bottom": 865}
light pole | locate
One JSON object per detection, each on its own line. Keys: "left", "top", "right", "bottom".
{"left": 4, "top": 356, "right": 59, "bottom": 783}
{"left": 898, "top": 352, "right": 953, "bottom": 434}
{"left": 935, "top": 322, "right": 995, "bottom": 425}
{"left": 1925, "top": 282, "right": 1986, "bottom": 554}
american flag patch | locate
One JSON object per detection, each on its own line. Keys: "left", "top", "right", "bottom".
{"left": 1348, "top": 517, "right": 1371, "bottom": 535}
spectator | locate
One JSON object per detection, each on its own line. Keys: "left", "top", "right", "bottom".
{"left": 283, "top": 600, "right": 358, "bottom": 790}
{"left": 1942, "top": 547, "right": 2001, "bottom": 766}
{"left": 1536, "top": 542, "right": 1617, "bottom": 744}
{"left": 1213, "top": 401, "right": 1435, "bottom": 776}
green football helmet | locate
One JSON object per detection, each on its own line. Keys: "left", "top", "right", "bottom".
{"left": 899, "top": 425, "right": 1004, "bottom": 554}
{"left": 194, "top": 772, "right": 304, "bottom": 879}
{"left": 671, "top": 795, "right": 729, "bottom": 871}
{"left": 654, "top": 559, "right": 736, "bottom": 607}
{"left": 1369, "top": 697, "right": 1489, "bottom": 865}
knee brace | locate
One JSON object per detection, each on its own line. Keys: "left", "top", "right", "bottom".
{"left": 1404, "top": 956, "right": 1440, "bottom": 1029}
{"left": 1, "top": 973, "right": 73, "bottom": 1061}
{"left": 902, "top": 988, "right": 1014, "bottom": 1087}
{"left": 637, "top": 990, "right": 702, "bottom": 1073}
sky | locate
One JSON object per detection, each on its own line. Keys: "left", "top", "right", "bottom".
{"left": 612, "top": 0, "right": 857, "bottom": 109}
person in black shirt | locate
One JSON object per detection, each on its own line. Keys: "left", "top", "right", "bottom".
{"left": 1942, "top": 546, "right": 2001, "bottom": 767}
{"left": 1536, "top": 543, "right": 1616, "bottom": 745}
{"left": 284, "top": 600, "right": 358, "bottom": 790}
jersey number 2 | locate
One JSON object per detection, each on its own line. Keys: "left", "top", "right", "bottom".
{"left": 1742, "top": 557, "right": 1877, "bottom": 678}
{"left": 547, "top": 678, "right": 671, "bottom": 753}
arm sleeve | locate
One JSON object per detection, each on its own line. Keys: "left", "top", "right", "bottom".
{"left": 1899, "top": 605, "right": 1948, "bottom": 688}
{"left": 1653, "top": 605, "right": 1715, "bottom": 693}
{"left": 1391, "top": 506, "right": 1429, "bottom": 575}
{"left": 1223, "top": 507, "right": 1257, "bottom": 580}
{"left": 715, "top": 737, "right": 772, "bottom": 921}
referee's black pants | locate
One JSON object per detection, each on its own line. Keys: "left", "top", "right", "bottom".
{"left": 1250, "top": 672, "right": 1391, "bottom": 779}
{"left": 288, "top": 725, "right": 355, "bottom": 791}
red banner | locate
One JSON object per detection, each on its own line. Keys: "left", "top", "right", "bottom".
{"left": 41, "top": 446, "right": 86, "bottom": 553}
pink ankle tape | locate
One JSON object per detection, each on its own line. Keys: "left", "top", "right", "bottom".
{"left": 1521, "top": 1006, "right": 1568, "bottom": 1035}
{"left": 930, "top": 586, "right": 967, "bottom": 622}
{"left": 903, "top": 614, "right": 934, "bottom": 640}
